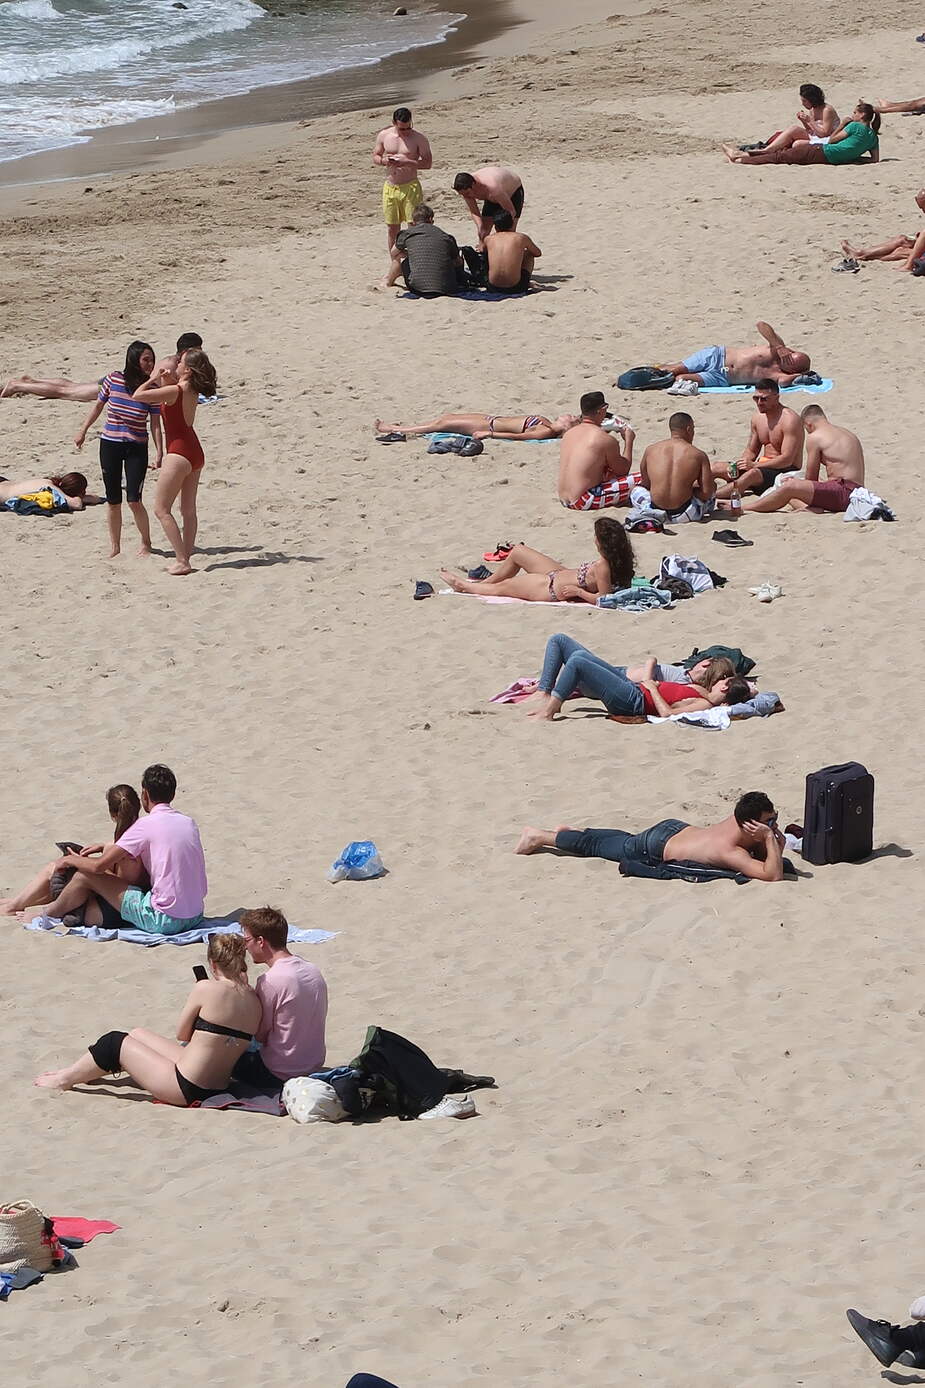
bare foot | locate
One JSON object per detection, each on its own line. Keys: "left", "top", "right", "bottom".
{"left": 0, "top": 377, "right": 23, "bottom": 398}
{"left": 439, "top": 569, "right": 468, "bottom": 593}
{"left": 722, "top": 144, "right": 745, "bottom": 164}
{"left": 167, "top": 561, "right": 194, "bottom": 576}
{"left": 375, "top": 418, "right": 399, "bottom": 434}
{"left": 553, "top": 824, "right": 577, "bottom": 834}
{"left": 0, "top": 898, "right": 23, "bottom": 915}
{"left": 137, "top": 544, "right": 152, "bottom": 557}
{"left": 514, "top": 826, "right": 545, "bottom": 855}
{"left": 525, "top": 695, "right": 560, "bottom": 721}
{"left": 34, "top": 1070, "right": 73, "bottom": 1089}
{"left": 108, "top": 546, "right": 121, "bottom": 559}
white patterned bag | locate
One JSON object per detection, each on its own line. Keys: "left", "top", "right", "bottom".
{"left": 282, "top": 1077, "right": 348, "bottom": 1124}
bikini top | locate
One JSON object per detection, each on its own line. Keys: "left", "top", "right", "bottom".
{"left": 193, "top": 1017, "right": 254, "bottom": 1043}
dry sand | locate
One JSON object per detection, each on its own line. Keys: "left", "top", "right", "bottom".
{"left": 2, "top": 0, "right": 924, "bottom": 1382}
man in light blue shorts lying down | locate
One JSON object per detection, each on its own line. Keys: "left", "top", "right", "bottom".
{"left": 660, "top": 321, "right": 812, "bottom": 388}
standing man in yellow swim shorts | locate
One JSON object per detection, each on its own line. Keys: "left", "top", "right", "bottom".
{"left": 373, "top": 107, "right": 433, "bottom": 261}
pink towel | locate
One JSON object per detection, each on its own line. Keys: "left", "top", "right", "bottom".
{"left": 490, "top": 678, "right": 539, "bottom": 704}
{"left": 51, "top": 1217, "right": 121, "bottom": 1242}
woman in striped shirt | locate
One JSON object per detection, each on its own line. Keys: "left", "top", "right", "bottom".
{"left": 74, "top": 340, "right": 163, "bottom": 557}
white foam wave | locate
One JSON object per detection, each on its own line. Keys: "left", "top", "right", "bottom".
{"left": 4, "top": 0, "right": 59, "bottom": 17}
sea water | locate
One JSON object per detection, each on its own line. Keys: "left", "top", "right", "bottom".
{"left": 0, "top": 0, "right": 464, "bottom": 163}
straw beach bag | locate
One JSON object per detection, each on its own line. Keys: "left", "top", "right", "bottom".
{"left": 0, "top": 1200, "right": 59, "bottom": 1272}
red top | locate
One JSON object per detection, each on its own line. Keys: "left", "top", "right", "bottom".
{"left": 641, "top": 681, "right": 695, "bottom": 715}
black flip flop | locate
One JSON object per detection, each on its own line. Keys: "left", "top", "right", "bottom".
{"left": 413, "top": 580, "right": 434, "bottom": 600}
{"left": 377, "top": 432, "right": 407, "bottom": 444}
{"left": 712, "top": 529, "right": 754, "bottom": 547}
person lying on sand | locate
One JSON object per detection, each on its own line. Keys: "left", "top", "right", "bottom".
{"left": 34, "top": 932, "right": 262, "bottom": 1107}
{"left": 711, "top": 380, "right": 804, "bottom": 498}
{"left": 656, "top": 320, "right": 812, "bottom": 389}
{"left": 847, "top": 1306, "right": 925, "bottom": 1370}
{"left": 723, "top": 102, "right": 880, "bottom": 165}
{"left": 839, "top": 189, "right": 925, "bottom": 270}
{"left": 374, "top": 409, "right": 578, "bottom": 442}
{"left": 440, "top": 517, "right": 635, "bottom": 603}
{"left": 558, "top": 391, "right": 638, "bottom": 510}
{"left": 728, "top": 406, "right": 864, "bottom": 514}
{"left": 523, "top": 643, "right": 747, "bottom": 721}
{"left": 1, "top": 333, "right": 203, "bottom": 403}
{"left": 633, "top": 412, "right": 716, "bottom": 521}
{"left": 0, "top": 784, "right": 149, "bottom": 923}
{"left": 743, "top": 83, "right": 839, "bottom": 155}
{"left": 873, "top": 95, "right": 925, "bottom": 113}
{"left": 0, "top": 472, "right": 101, "bottom": 510}
{"left": 514, "top": 790, "right": 786, "bottom": 882}
{"left": 453, "top": 165, "right": 525, "bottom": 247}
{"left": 25, "top": 763, "right": 207, "bottom": 936}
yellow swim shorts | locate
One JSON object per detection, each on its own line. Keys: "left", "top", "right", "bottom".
{"left": 382, "top": 179, "right": 423, "bottom": 226}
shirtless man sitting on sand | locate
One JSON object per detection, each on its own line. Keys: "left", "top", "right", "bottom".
{"left": 633, "top": 412, "right": 716, "bottom": 522}
{"left": 374, "top": 409, "right": 578, "bottom": 442}
{"left": 658, "top": 320, "right": 812, "bottom": 389}
{"left": 557, "top": 392, "right": 639, "bottom": 510}
{"left": 712, "top": 379, "right": 804, "bottom": 498}
{"left": 740, "top": 405, "right": 864, "bottom": 514}
{"left": 483, "top": 213, "right": 541, "bottom": 293}
{"left": 453, "top": 165, "right": 525, "bottom": 247}
{"left": 514, "top": 790, "right": 786, "bottom": 883}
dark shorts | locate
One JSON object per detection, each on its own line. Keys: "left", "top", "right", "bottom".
{"left": 755, "top": 465, "right": 787, "bottom": 494}
{"left": 231, "top": 1048, "right": 283, "bottom": 1094}
{"left": 811, "top": 476, "right": 856, "bottom": 512}
{"left": 481, "top": 185, "right": 525, "bottom": 221}
{"left": 100, "top": 437, "right": 148, "bottom": 503}
{"left": 488, "top": 268, "right": 532, "bottom": 295}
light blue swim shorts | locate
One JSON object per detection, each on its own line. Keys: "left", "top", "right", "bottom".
{"left": 120, "top": 887, "right": 204, "bottom": 936}
{"left": 680, "top": 344, "right": 728, "bottom": 387}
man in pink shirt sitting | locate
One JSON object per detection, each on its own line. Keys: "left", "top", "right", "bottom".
{"left": 39, "top": 763, "right": 208, "bottom": 935}
{"left": 233, "top": 906, "right": 328, "bottom": 1092}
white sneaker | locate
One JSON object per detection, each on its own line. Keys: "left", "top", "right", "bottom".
{"left": 666, "top": 379, "right": 699, "bottom": 396}
{"left": 749, "top": 582, "right": 783, "bottom": 603}
{"left": 419, "top": 1095, "right": 477, "bottom": 1120}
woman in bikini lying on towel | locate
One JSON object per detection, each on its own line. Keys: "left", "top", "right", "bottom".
{"left": 374, "top": 409, "right": 580, "bottom": 442}
{"left": 35, "top": 933, "right": 262, "bottom": 1107}
{"left": 440, "top": 516, "right": 634, "bottom": 603}
{"left": 524, "top": 649, "right": 750, "bottom": 722}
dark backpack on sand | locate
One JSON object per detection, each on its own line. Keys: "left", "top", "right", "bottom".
{"left": 616, "top": 366, "right": 675, "bottom": 391}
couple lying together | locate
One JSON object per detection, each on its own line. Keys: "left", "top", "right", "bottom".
{"left": 35, "top": 907, "right": 328, "bottom": 1107}
{"left": 524, "top": 634, "right": 753, "bottom": 721}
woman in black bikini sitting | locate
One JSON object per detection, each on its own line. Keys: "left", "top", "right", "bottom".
{"left": 440, "top": 516, "right": 635, "bottom": 603}
{"left": 374, "top": 409, "right": 579, "bottom": 442}
{"left": 35, "top": 933, "right": 262, "bottom": 1107}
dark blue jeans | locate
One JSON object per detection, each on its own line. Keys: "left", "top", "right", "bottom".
{"left": 538, "top": 633, "right": 644, "bottom": 715}
{"left": 556, "top": 818, "right": 688, "bottom": 864}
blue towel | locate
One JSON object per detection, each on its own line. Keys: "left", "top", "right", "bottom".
{"left": 23, "top": 915, "right": 336, "bottom": 947}
{"left": 696, "top": 378, "right": 833, "bottom": 396}
{"left": 597, "top": 585, "right": 674, "bottom": 612}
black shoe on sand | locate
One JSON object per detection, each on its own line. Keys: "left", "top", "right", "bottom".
{"left": 413, "top": 580, "right": 434, "bottom": 600}
{"left": 846, "top": 1309, "right": 901, "bottom": 1366}
{"left": 712, "top": 529, "right": 754, "bottom": 547}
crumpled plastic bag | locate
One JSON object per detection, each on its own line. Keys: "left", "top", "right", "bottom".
{"left": 282, "top": 1077, "right": 348, "bottom": 1124}
{"left": 326, "top": 840, "right": 386, "bottom": 883}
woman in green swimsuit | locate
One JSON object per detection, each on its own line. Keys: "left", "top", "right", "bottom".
{"left": 723, "top": 103, "right": 880, "bottom": 165}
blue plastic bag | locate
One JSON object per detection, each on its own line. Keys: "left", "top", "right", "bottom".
{"left": 327, "top": 840, "right": 385, "bottom": 883}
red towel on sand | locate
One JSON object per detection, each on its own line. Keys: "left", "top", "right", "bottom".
{"left": 51, "top": 1218, "right": 120, "bottom": 1242}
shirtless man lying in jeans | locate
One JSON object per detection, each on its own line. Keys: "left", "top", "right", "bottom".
{"left": 557, "top": 391, "right": 639, "bottom": 510}
{"left": 515, "top": 791, "right": 786, "bottom": 882}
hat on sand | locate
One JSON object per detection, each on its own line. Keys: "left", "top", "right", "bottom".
{"left": 0, "top": 1201, "right": 59, "bottom": 1273}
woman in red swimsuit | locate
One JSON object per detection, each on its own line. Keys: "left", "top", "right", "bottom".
{"left": 133, "top": 348, "right": 216, "bottom": 575}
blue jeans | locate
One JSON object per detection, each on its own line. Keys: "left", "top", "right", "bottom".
{"left": 556, "top": 818, "right": 689, "bottom": 864}
{"left": 538, "top": 633, "right": 643, "bottom": 716}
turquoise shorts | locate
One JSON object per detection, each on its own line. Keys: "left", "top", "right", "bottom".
{"left": 120, "top": 887, "right": 203, "bottom": 936}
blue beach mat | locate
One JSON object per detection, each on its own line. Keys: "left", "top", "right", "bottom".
{"left": 24, "top": 915, "right": 336, "bottom": 947}
{"left": 696, "top": 379, "right": 834, "bottom": 395}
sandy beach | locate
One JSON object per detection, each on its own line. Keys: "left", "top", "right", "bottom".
{"left": 2, "top": 0, "right": 924, "bottom": 1381}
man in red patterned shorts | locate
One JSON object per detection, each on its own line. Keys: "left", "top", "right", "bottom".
{"left": 557, "top": 391, "right": 639, "bottom": 510}
{"left": 742, "top": 405, "right": 865, "bottom": 514}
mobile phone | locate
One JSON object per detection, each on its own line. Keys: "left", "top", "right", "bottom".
{"left": 192, "top": 965, "right": 207, "bottom": 982}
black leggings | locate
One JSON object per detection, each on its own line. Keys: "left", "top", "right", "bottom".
{"left": 100, "top": 438, "right": 148, "bottom": 504}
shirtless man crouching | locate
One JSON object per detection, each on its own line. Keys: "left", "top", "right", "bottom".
{"left": 742, "top": 405, "right": 864, "bottom": 514}
{"left": 658, "top": 320, "right": 812, "bottom": 388}
{"left": 483, "top": 213, "right": 541, "bottom": 293}
{"left": 453, "top": 165, "right": 525, "bottom": 247}
{"left": 515, "top": 790, "right": 786, "bottom": 882}
{"left": 633, "top": 412, "right": 716, "bottom": 522}
{"left": 713, "top": 379, "right": 804, "bottom": 499}
{"left": 557, "top": 391, "right": 639, "bottom": 511}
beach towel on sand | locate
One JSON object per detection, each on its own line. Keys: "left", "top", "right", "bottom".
{"left": 695, "top": 378, "right": 833, "bottom": 396}
{"left": 23, "top": 915, "right": 336, "bottom": 947}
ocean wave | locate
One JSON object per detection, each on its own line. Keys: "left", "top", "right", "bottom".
{"left": 3, "top": 0, "right": 59, "bottom": 17}
{"left": 0, "top": 0, "right": 262, "bottom": 86}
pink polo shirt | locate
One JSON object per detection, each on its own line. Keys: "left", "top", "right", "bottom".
{"left": 117, "top": 802, "right": 208, "bottom": 919}
{"left": 255, "top": 956, "right": 328, "bottom": 1082}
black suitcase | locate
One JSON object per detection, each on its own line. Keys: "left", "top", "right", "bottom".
{"left": 802, "top": 762, "right": 874, "bottom": 865}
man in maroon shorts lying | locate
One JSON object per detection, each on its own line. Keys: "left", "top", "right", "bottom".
{"left": 740, "top": 404, "right": 865, "bottom": 513}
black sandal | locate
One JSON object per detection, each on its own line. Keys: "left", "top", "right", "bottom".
{"left": 712, "top": 529, "right": 754, "bottom": 547}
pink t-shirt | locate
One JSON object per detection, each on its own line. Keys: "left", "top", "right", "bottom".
{"left": 255, "top": 956, "right": 328, "bottom": 1082}
{"left": 117, "top": 802, "right": 208, "bottom": 919}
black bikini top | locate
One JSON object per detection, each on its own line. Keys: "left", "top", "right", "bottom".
{"left": 193, "top": 1017, "right": 254, "bottom": 1043}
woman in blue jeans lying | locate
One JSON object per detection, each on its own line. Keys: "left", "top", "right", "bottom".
{"left": 524, "top": 633, "right": 748, "bottom": 721}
